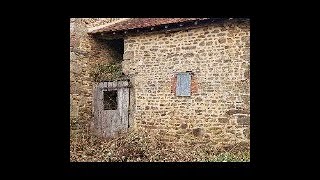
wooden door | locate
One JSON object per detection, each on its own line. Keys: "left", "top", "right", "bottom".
{"left": 93, "top": 81, "right": 130, "bottom": 138}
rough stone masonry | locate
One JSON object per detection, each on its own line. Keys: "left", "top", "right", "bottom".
{"left": 70, "top": 18, "right": 250, "bottom": 147}
{"left": 122, "top": 19, "right": 250, "bottom": 146}
{"left": 70, "top": 18, "right": 121, "bottom": 128}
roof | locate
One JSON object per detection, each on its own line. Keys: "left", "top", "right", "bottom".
{"left": 88, "top": 18, "right": 210, "bottom": 34}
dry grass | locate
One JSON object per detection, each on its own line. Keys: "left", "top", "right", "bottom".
{"left": 70, "top": 127, "right": 250, "bottom": 162}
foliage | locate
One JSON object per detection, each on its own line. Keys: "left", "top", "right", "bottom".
{"left": 90, "top": 61, "right": 124, "bottom": 82}
{"left": 70, "top": 128, "right": 250, "bottom": 162}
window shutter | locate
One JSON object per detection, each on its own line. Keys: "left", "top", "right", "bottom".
{"left": 176, "top": 73, "right": 191, "bottom": 96}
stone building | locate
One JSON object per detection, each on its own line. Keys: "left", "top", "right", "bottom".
{"left": 70, "top": 18, "right": 250, "bottom": 146}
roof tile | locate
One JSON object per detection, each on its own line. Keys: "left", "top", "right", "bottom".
{"left": 88, "top": 18, "right": 209, "bottom": 34}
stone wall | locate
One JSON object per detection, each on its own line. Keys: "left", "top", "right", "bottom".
{"left": 122, "top": 19, "right": 250, "bottom": 146}
{"left": 70, "top": 18, "right": 124, "bottom": 129}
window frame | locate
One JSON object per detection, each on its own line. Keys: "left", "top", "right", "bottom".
{"left": 103, "top": 90, "right": 118, "bottom": 110}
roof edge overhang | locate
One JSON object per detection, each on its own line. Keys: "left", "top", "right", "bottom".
{"left": 87, "top": 18, "right": 131, "bottom": 34}
{"left": 88, "top": 18, "right": 249, "bottom": 40}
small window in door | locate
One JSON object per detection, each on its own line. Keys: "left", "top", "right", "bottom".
{"left": 176, "top": 72, "right": 191, "bottom": 96}
{"left": 103, "top": 90, "right": 118, "bottom": 110}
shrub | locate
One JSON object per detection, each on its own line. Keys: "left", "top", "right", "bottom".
{"left": 90, "top": 62, "right": 124, "bottom": 82}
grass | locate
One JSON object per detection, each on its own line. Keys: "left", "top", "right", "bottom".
{"left": 70, "top": 127, "right": 250, "bottom": 162}
{"left": 208, "top": 151, "right": 250, "bottom": 162}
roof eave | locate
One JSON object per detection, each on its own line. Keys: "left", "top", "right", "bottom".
{"left": 89, "top": 18, "right": 249, "bottom": 39}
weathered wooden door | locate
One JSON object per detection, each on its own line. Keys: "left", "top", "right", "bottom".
{"left": 92, "top": 80, "right": 130, "bottom": 138}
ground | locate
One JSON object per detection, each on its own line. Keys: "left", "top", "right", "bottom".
{"left": 70, "top": 127, "right": 250, "bottom": 162}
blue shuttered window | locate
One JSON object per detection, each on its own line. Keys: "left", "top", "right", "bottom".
{"left": 176, "top": 72, "right": 191, "bottom": 96}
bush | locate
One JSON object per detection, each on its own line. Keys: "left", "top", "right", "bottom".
{"left": 90, "top": 62, "right": 124, "bottom": 82}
